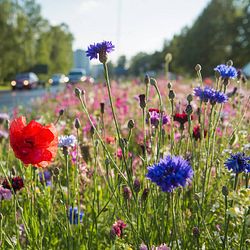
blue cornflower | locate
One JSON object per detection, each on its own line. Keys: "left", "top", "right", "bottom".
{"left": 68, "top": 207, "right": 84, "bottom": 224}
{"left": 58, "top": 135, "right": 77, "bottom": 148}
{"left": 214, "top": 64, "right": 237, "bottom": 79}
{"left": 86, "top": 41, "right": 115, "bottom": 62}
{"left": 224, "top": 152, "right": 250, "bottom": 174}
{"left": 146, "top": 155, "right": 193, "bottom": 192}
{"left": 194, "top": 86, "right": 228, "bottom": 104}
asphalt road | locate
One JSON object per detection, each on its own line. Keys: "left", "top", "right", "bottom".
{"left": 0, "top": 85, "right": 63, "bottom": 112}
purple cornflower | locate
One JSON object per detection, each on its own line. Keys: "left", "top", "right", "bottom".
{"left": 39, "top": 170, "right": 51, "bottom": 186}
{"left": 194, "top": 86, "right": 228, "bottom": 104}
{"left": 68, "top": 207, "right": 84, "bottom": 224}
{"left": 0, "top": 113, "right": 9, "bottom": 123}
{"left": 86, "top": 41, "right": 115, "bottom": 63}
{"left": 224, "top": 152, "right": 250, "bottom": 174}
{"left": 0, "top": 130, "right": 8, "bottom": 139}
{"left": 146, "top": 155, "right": 193, "bottom": 192}
{"left": 214, "top": 64, "right": 237, "bottom": 79}
{"left": 148, "top": 108, "right": 169, "bottom": 127}
{"left": 0, "top": 186, "right": 12, "bottom": 200}
{"left": 59, "top": 135, "right": 77, "bottom": 148}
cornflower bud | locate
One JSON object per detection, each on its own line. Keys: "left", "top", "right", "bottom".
{"left": 133, "top": 179, "right": 141, "bottom": 193}
{"left": 193, "top": 227, "right": 200, "bottom": 237}
{"left": 222, "top": 186, "right": 228, "bottom": 196}
{"left": 185, "top": 104, "right": 193, "bottom": 115}
{"left": 59, "top": 109, "right": 64, "bottom": 116}
{"left": 167, "top": 82, "right": 172, "bottom": 89}
{"left": 100, "top": 102, "right": 105, "bottom": 114}
{"left": 75, "top": 118, "right": 81, "bottom": 129}
{"left": 144, "top": 74, "right": 150, "bottom": 85}
{"left": 139, "top": 94, "right": 146, "bottom": 109}
{"left": 141, "top": 188, "right": 149, "bottom": 202}
{"left": 123, "top": 186, "right": 132, "bottom": 200}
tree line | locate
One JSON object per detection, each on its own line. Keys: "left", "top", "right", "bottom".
{"left": 0, "top": 0, "right": 73, "bottom": 82}
{"left": 127, "top": 0, "right": 250, "bottom": 76}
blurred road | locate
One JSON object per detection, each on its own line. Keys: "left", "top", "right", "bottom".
{"left": 0, "top": 86, "right": 63, "bottom": 111}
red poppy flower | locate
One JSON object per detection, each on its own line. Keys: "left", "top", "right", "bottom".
{"left": 9, "top": 116, "right": 58, "bottom": 168}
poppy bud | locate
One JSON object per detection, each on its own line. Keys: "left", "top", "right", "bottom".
{"left": 128, "top": 119, "right": 135, "bottom": 129}
{"left": 165, "top": 53, "right": 172, "bottom": 63}
{"left": 168, "top": 90, "right": 175, "bottom": 100}
{"left": 75, "top": 88, "right": 82, "bottom": 98}
{"left": 187, "top": 94, "right": 193, "bottom": 103}
{"left": 195, "top": 64, "right": 201, "bottom": 72}
{"left": 227, "top": 60, "right": 233, "bottom": 66}
{"left": 150, "top": 78, "right": 157, "bottom": 86}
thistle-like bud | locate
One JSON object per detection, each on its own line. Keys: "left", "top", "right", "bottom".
{"left": 100, "top": 102, "right": 105, "bottom": 114}
{"left": 133, "top": 179, "right": 141, "bottom": 193}
{"left": 128, "top": 119, "right": 135, "bottom": 129}
{"left": 168, "top": 90, "right": 175, "bottom": 100}
{"left": 193, "top": 227, "right": 200, "bottom": 237}
{"left": 141, "top": 188, "right": 149, "bottom": 202}
{"left": 75, "top": 118, "right": 81, "bottom": 129}
{"left": 165, "top": 53, "right": 172, "bottom": 63}
{"left": 123, "top": 186, "right": 132, "bottom": 200}
{"left": 167, "top": 82, "right": 172, "bottom": 89}
{"left": 195, "top": 64, "right": 202, "bottom": 72}
{"left": 59, "top": 109, "right": 64, "bottom": 116}
{"left": 187, "top": 94, "right": 193, "bottom": 103}
{"left": 222, "top": 186, "right": 228, "bottom": 196}
{"left": 185, "top": 104, "right": 193, "bottom": 115}
{"left": 227, "top": 60, "right": 233, "bottom": 66}
{"left": 75, "top": 87, "right": 82, "bottom": 98}
{"left": 144, "top": 74, "right": 150, "bottom": 85}
{"left": 139, "top": 94, "right": 146, "bottom": 109}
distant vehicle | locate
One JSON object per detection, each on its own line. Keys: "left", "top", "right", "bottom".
{"left": 66, "top": 69, "right": 87, "bottom": 84}
{"left": 11, "top": 72, "right": 39, "bottom": 90}
{"left": 48, "top": 74, "right": 67, "bottom": 85}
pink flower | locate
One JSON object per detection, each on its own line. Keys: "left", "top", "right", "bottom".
{"left": 111, "top": 219, "right": 126, "bottom": 237}
{"left": 0, "top": 186, "right": 12, "bottom": 200}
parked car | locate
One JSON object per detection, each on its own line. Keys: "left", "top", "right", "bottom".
{"left": 11, "top": 72, "right": 39, "bottom": 90}
{"left": 66, "top": 69, "right": 87, "bottom": 84}
{"left": 48, "top": 74, "right": 67, "bottom": 86}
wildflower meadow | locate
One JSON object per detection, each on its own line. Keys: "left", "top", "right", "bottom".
{"left": 0, "top": 41, "right": 249, "bottom": 250}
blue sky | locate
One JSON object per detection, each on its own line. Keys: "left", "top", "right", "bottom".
{"left": 37, "top": 0, "right": 210, "bottom": 61}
